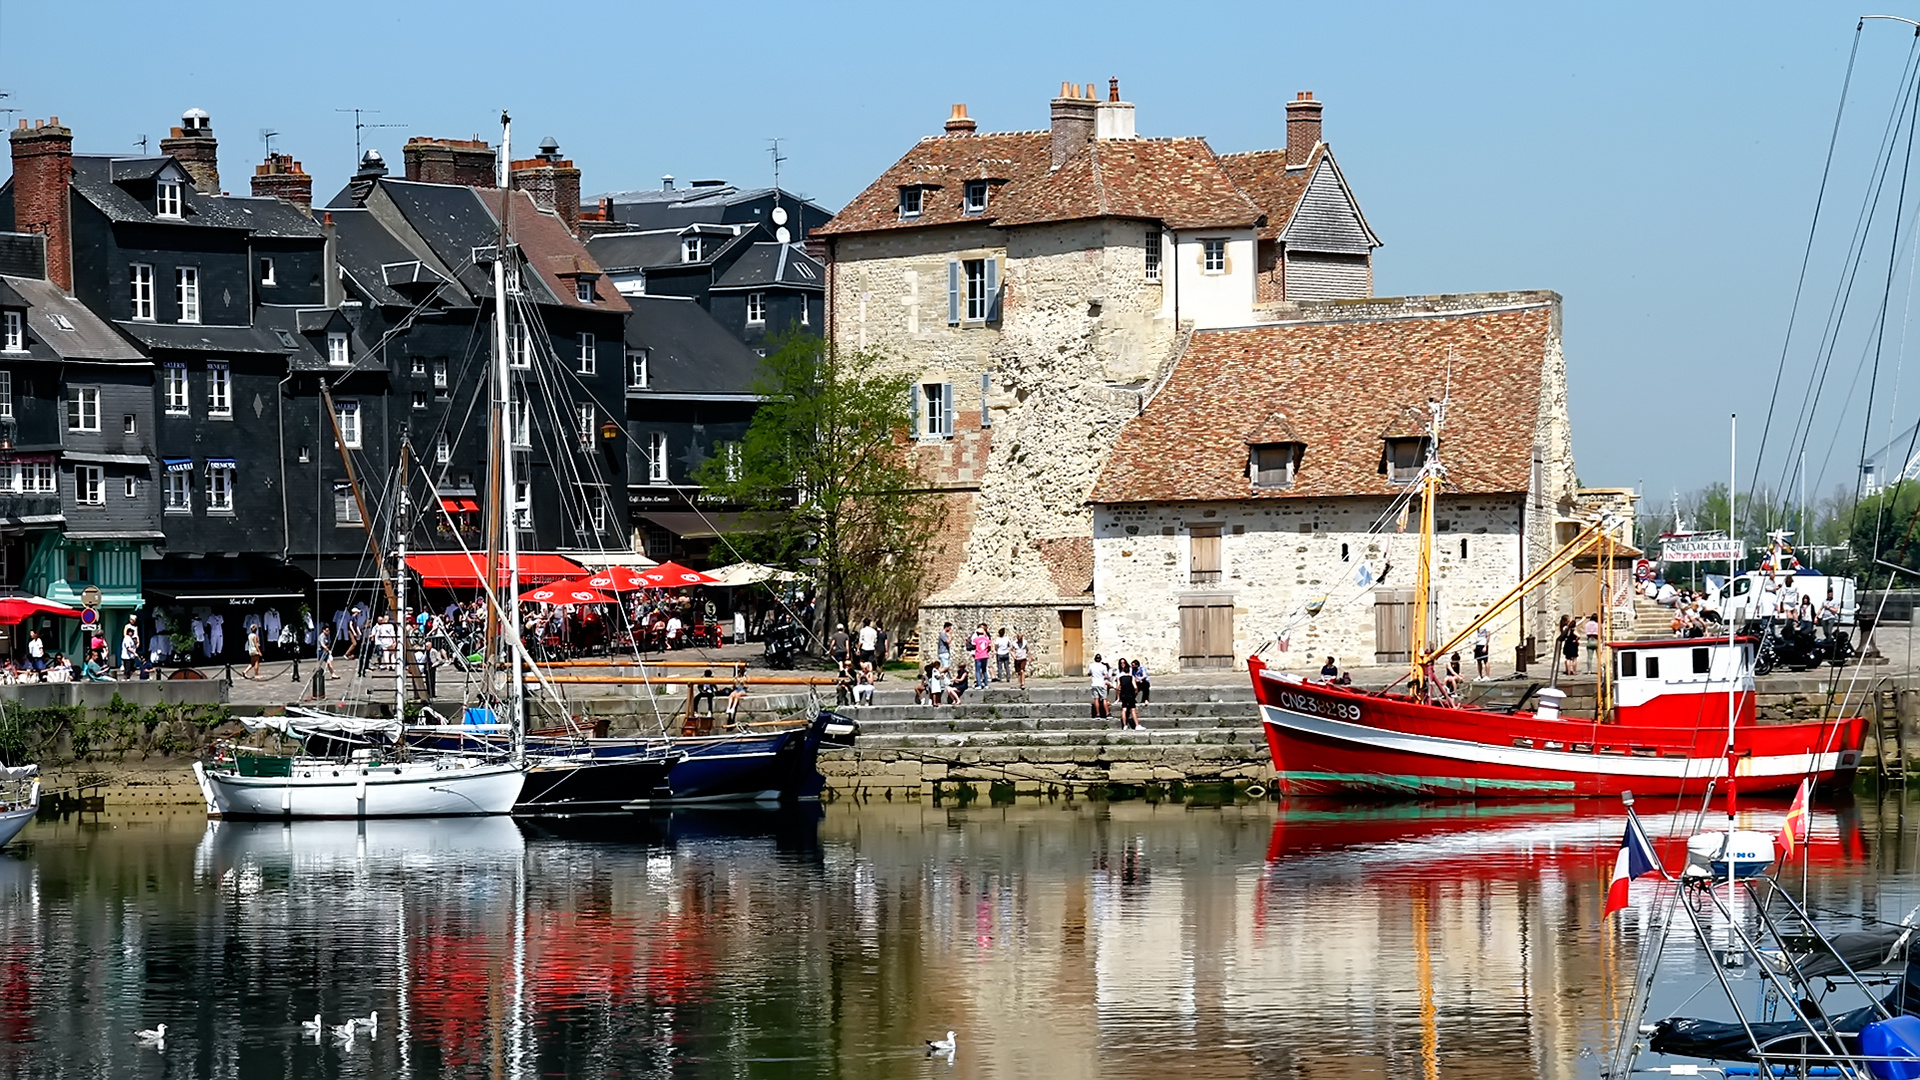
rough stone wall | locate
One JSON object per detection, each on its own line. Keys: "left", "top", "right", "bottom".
{"left": 1529, "top": 301, "right": 1578, "bottom": 648}
{"left": 918, "top": 600, "right": 1082, "bottom": 679}
{"left": 1091, "top": 495, "right": 1528, "bottom": 675}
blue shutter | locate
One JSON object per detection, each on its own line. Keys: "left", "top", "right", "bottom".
{"left": 985, "top": 258, "right": 1000, "bottom": 322}
{"left": 941, "top": 383, "right": 954, "bottom": 437}
{"left": 947, "top": 260, "right": 961, "bottom": 325}
{"left": 909, "top": 383, "right": 921, "bottom": 440}
{"left": 981, "top": 372, "right": 992, "bottom": 428}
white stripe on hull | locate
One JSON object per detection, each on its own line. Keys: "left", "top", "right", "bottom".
{"left": 195, "top": 759, "right": 523, "bottom": 818}
{"left": 1259, "top": 705, "right": 1855, "bottom": 781}
{"left": 0, "top": 785, "right": 36, "bottom": 848}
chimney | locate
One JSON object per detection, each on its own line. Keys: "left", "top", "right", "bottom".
{"left": 159, "top": 108, "right": 220, "bottom": 194}
{"left": 1285, "top": 92, "right": 1323, "bottom": 169}
{"left": 1094, "top": 77, "right": 1136, "bottom": 140}
{"left": 1049, "top": 81, "right": 1098, "bottom": 170}
{"left": 402, "top": 136, "right": 496, "bottom": 187}
{"left": 661, "top": 174, "right": 675, "bottom": 191}
{"left": 945, "top": 104, "right": 977, "bottom": 136}
{"left": 251, "top": 152, "right": 313, "bottom": 210}
{"left": 346, "top": 148, "right": 388, "bottom": 207}
{"left": 9, "top": 118, "right": 73, "bottom": 290}
{"left": 509, "top": 136, "right": 582, "bottom": 233}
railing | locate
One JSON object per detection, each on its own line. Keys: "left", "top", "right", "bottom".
{"left": 0, "top": 493, "right": 60, "bottom": 519}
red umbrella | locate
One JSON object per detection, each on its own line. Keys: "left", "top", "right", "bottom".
{"left": 638, "top": 561, "right": 720, "bottom": 588}
{"left": 519, "top": 584, "right": 614, "bottom": 605}
{"left": 0, "top": 596, "right": 81, "bottom": 624}
{"left": 577, "top": 567, "right": 650, "bottom": 593}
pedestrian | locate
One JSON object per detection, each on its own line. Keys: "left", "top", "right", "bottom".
{"left": 857, "top": 618, "right": 877, "bottom": 669}
{"left": 1116, "top": 657, "right": 1140, "bottom": 730}
{"left": 1088, "top": 652, "right": 1111, "bottom": 720}
{"left": 1582, "top": 613, "right": 1600, "bottom": 673}
{"left": 1132, "top": 657, "right": 1150, "bottom": 704}
{"left": 922, "top": 663, "right": 942, "bottom": 706}
{"left": 693, "top": 668, "right": 719, "bottom": 716}
{"left": 971, "top": 623, "right": 991, "bottom": 687}
{"left": 937, "top": 622, "right": 953, "bottom": 669}
{"left": 120, "top": 618, "right": 140, "bottom": 680}
{"left": 1472, "top": 625, "right": 1491, "bottom": 678}
{"left": 1557, "top": 615, "right": 1578, "bottom": 677}
{"left": 317, "top": 623, "right": 337, "bottom": 680}
{"left": 725, "top": 663, "right": 749, "bottom": 724}
{"left": 1011, "top": 633, "right": 1030, "bottom": 690}
{"left": 244, "top": 623, "right": 263, "bottom": 679}
{"left": 854, "top": 662, "right": 876, "bottom": 706}
{"left": 875, "top": 624, "right": 891, "bottom": 675}
{"left": 830, "top": 622, "right": 850, "bottom": 667}
{"left": 1320, "top": 655, "right": 1339, "bottom": 679}
{"left": 26, "top": 629, "right": 44, "bottom": 673}
{"left": 993, "top": 626, "right": 1012, "bottom": 683}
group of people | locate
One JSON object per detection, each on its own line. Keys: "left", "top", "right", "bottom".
{"left": 934, "top": 623, "right": 1031, "bottom": 688}
{"left": 1087, "top": 653, "right": 1149, "bottom": 729}
{"left": 1553, "top": 613, "right": 1605, "bottom": 676}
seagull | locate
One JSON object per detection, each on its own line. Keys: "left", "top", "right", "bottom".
{"left": 351, "top": 1011, "right": 377, "bottom": 1032}
{"left": 331, "top": 1022, "right": 357, "bottom": 1045}
{"left": 300, "top": 1014, "right": 322, "bottom": 1032}
{"left": 135, "top": 1023, "right": 166, "bottom": 1046}
{"left": 926, "top": 1031, "right": 957, "bottom": 1054}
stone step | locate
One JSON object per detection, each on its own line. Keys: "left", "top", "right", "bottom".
{"left": 852, "top": 727, "right": 1268, "bottom": 750}
{"left": 867, "top": 685, "right": 1255, "bottom": 707}
{"left": 848, "top": 700, "right": 1256, "bottom": 721}
{"left": 853, "top": 713, "right": 1264, "bottom": 736}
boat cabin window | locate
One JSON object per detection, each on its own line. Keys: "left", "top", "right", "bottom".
{"left": 1692, "top": 647, "right": 1710, "bottom": 674}
{"left": 1644, "top": 655, "right": 1660, "bottom": 679}
{"left": 1619, "top": 651, "right": 1636, "bottom": 677}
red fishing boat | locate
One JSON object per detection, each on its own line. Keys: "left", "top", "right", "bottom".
{"left": 1250, "top": 443, "right": 1868, "bottom": 799}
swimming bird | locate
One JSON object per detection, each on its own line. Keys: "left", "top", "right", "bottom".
{"left": 300, "top": 1014, "right": 322, "bottom": 1032}
{"left": 135, "top": 1023, "right": 166, "bottom": 1045}
{"left": 351, "top": 1011, "right": 377, "bottom": 1032}
{"left": 331, "top": 1022, "right": 357, "bottom": 1044}
{"left": 926, "top": 1031, "right": 957, "bottom": 1054}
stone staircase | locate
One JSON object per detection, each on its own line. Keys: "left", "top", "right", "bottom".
{"left": 820, "top": 681, "right": 1270, "bottom": 797}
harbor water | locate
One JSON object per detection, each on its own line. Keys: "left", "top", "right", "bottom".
{"left": 0, "top": 793, "right": 1910, "bottom": 1079}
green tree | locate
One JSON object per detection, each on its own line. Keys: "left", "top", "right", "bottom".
{"left": 694, "top": 333, "right": 946, "bottom": 645}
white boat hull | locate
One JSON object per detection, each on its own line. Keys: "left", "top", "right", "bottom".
{"left": 0, "top": 780, "right": 37, "bottom": 848}
{"left": 193, "top": 758, "right": 523, "bottom": 819}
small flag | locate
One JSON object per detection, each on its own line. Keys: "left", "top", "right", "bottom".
{"left": 1353, "top": 564, "right": 1375, "bottom": 588}
{"left": 1304, "top": 595, "right": 1327, "bottom": 616}
{"left": 1778, "top": 778, "right": 1811, "bottom": 860}
{"left": 1605, "top": 814, "right": 1662, "bottom": 917}
{"left": 1276, "top": 636, "right": 1290, "bottom": 653}
{"left": 1397, "top": 503, "right": 1410, "bottom": 533}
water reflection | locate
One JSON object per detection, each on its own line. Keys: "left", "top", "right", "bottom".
{"left": 0, "top": 796, "right": 1903, "bottom": 1078}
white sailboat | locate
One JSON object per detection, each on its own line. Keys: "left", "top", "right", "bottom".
{"left": 0, "top": 764, "right": 39, "bottom": 847}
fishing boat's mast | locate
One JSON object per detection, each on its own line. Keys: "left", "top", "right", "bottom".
{"left": 1724, "top": 412, "right": 1743, "bottom": 967}
{"left": 493, "top": 111, "right": 525, "bottom": 759}
{"left": 394, "top": 439, "right": 410, "bottom": 725}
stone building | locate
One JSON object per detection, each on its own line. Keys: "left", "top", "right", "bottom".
{"left": 818, "top": 80, "right": 1379, "bottom": 673}
{"left": 1089, "top": 292, "right": 1584, "bottom": 676}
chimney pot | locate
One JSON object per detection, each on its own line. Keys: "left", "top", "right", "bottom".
{"left": 1284, "top": 91, "right": 1325, "bottom": 169}
{"left": 944, "top": 103, "right": 978, "bottom": 136}
{"left": 1109, "top": 78, "right": 1120, "bottom": 102}
{"left": 1050, "top": 82, "right": 1099, "bottom": 168}
{"left": 47, "top": 117, "right": 57, "bottom": 126}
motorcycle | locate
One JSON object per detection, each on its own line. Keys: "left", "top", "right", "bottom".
{"left": 762, "top": 618, "right": 808, "bottom": 670}
{"left": 1749, "top": 620, "right": 1852, "bottom": 675}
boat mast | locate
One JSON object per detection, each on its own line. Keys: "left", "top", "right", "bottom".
{"left": 320, "top": 379, "right": 400, "bottom": 619}
{"left": 492, "top": 110, "right": 525, "bottom": 758}
{"left": 1411, "top": 467, "right": 1437, "bottom": 697}
{"left": 394, "top": 438, "right": 410, "bottom": 724}
{"left": 1724, "top": 412, "right": 1743, "bottom": 967}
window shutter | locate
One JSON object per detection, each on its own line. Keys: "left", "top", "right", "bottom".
{"left": 980, "top": 372, "right": 992, "bottom": 428}
{"left": 909, "top": 384, "right": 921, "bottom": 440}
{"left": 947, "top": 261, "right": 961, "bottom": 325}
{"left": 941, "top": 383, "right": 954, "bottom": 438}
{"left": 985, "top": 258, "right": 1000, "bottom": 321}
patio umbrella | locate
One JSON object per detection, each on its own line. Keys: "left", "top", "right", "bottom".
{"left": 577, "top": 566, "right": 650, "bottom": 593}
{"left": 638, "top": 561, "right": 720, "bottom": 588}
{"left": 519, "top": 584, "right": 614, "bottom": 605}
{"left": 0, "top": 596, "right": 82, "bottom": 623}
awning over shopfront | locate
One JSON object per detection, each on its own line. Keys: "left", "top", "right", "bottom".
{"left": 556, "top": 548, "right": 657, "bottom": 569}
{"left": 638, "top": 512, "right": 779, "bottom": 541}
{"left": 405, "top": 552, "right": 586, "bottom": 589}
{"left": 437, "top": 497, "right": 480, "bottom": 513}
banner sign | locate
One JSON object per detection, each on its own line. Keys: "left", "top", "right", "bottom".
{"left": 1661, "top": 538, "right": 1746, "bottom": 563}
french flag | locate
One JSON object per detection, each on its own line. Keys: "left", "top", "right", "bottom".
{"left": 1605, "top": 814, "right": 1663, "bottom": 917}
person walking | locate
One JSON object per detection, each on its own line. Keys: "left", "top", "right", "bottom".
{"left": 1581, "top": 613, "right": 1600, "bottom": 674}
{"left": 1011, "top": 633, "right": 1030, "bottom": 690}
{"left": 120, "top": 618, "right": 141, "bottom": 680}
{"left": 857, "top": 618, "right": 878, "bottom": 669}
{"left": 1088, "top": 653, "right": 1111, "bottom": 720}
{"left": 1116, "top": 657, "right": 1140, "bottom": 730}
{"left": 936, "top": 622, "right": 953, "bottom": 670}
{"left": 971, "top": 624, "right": 992, "bottom": 687}
{"left": 1472, "top": 625, "right": 1491, "bottom": 679}
{"left": 244, "top": 624, "right": 263, "bottom": 680}
{"left": 993, "top": 627, "right": 1013, "bottom": 684}
{"left": 1557, "top": 615, "right": 1578, "bottom": 677}
{"left": 1132, "top": 658, "right": 1150, "bottom": 704}
{"left": 26, "top": 629, "right": 44, "bottom": 673}
{"left": 317, "top": 623, "right": 337, "bottom": 680}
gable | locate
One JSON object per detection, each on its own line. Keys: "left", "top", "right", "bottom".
{"left": 1279, "top": 156, "right": 1377, "bottom": 255}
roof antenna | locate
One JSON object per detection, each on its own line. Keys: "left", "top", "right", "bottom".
{"left": 336, "top": 107, "right": 406, "bottom": 160}
{"left": 768, "top": 137, "right": 791, "bottom": 243}
{"left": 135, "top": 134, "right": 148, "bottom": 154}
{"left": 259, "top": 128, "right": 279, "bottom": 158}
{"left": 0, "top": 92, "right": 19, "bottom": 129}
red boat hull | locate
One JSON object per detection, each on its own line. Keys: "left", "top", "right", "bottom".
{"left": 1249, "top": 657, "right": 1867, "bottom": 799}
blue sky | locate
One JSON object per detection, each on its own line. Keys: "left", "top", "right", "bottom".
{"left": 3, "top": 1, "right": 1910, "bottom": 503}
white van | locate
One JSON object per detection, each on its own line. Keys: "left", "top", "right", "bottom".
{"left": 1702, "top": 570, "right": 1858, "bottom": 628}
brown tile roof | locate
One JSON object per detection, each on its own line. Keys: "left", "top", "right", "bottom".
{"left": 814, "top": 132, "right": 1053, "bottom": 236}
{"left": 475, "top": 188, "right": 631, "bottom": 314}
{"left": 818, "top": 132, "right": 1261, "bottom": 237}
{"left": 1217, "top": 147, "right": 1314, "bottom": 242}
{"left": 1091, "top": 303, "right": 1557, "bottom": 504}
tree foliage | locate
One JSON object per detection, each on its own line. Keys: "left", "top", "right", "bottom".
{"left": 693, "top": 333, "right": 945, "bottom": 639}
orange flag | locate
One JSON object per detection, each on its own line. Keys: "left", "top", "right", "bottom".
{"left": 1777, "top": 778, "right": 1811, "bottom": 859}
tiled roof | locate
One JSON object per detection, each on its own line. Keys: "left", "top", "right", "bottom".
{"left": 1217, "top": 148, "right": 1313, "bottom": 243}
{"left": 1092, "top": 302, "right": 1558, "bottom": 504}
{"left": 814, "top": 132, "right": 1053, "bottom": 236}
{"left": 475, "top": 189, "right": 631, "bottom": 314}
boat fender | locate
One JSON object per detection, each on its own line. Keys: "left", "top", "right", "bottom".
{"left": 1245, "top": 785, "right": 1266, "bottom": 798}
{"left": 1859, "top": 1014, "right": 1920, "bottom": 1079}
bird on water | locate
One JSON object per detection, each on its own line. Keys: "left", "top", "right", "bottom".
{"left": 926, "top": 1031, "right": 957, "bottom": 1054}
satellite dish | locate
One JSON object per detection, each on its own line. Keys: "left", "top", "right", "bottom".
{"left": 770, "top": 206, "right": 788, "bottom": 226}
{"left": 775, "top": 227, "right": 791, "bottom": 244}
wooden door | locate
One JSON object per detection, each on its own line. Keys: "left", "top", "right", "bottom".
{"left": 1374, "top": 589, "right": 1412, "bottom": 664}
{"left": 1178, "top": 600, "right": 1235, "bottom": 670}
{"left": 1060, "top": 609, "right": 1084, "bottom": 677}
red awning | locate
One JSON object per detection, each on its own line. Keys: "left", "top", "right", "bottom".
{"left": 459, "top": 499, "right": 480, "bottom": 513}
{"left": 406, "top": 552, "right": 586, "bottom": 589}
{"left": 438, "top": 498, "right": 462, "bottom": 513}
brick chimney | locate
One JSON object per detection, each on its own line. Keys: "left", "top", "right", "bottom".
{"left": 945, "top": 104, "right": 977, "bottom": 136}
{"left": 345, "top": 148, "right": 389, "bottom": 207}
{"left": 509, "top": 136, "right": 582, "bottom": 233}
{"left": 251, "top": 152, "right": 313, "bottom": 210}
{"left": 160, "top": 108, "right": 220, "bottom": 194}
{"left": 402, "top": 136, "right": 497, "bottom": 187}
{"left": 1050, "top": 81, "right": 1098, "bottom": 169}
{"left": 9, "top": 118, "right": 73, "bottom": 290}
{"left": 1285, "top": 92, "right": 1323, "bottom": 169}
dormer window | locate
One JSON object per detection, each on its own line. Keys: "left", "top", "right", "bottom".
{"left": 899, "top": 186, "right": 924, "bottom": 219}
{"left": 1382, "top": 436, "right": 1429, "bottom": 484}
{"left": 964, "top": 181, "right": 988, "bottom": 215}
{"left": 1, "top": 311, "right": 21, "bottom": 352}
{"left": 682, "top": 237, "right": 703, "bottom": 262}
{"left": 1250, "top": 443, "right": 1303, "bottom": 488}
{"left": 576, "top": 277, "right": 595, "bottom": 303}
{"left": 156, "top": 180, "right": 182, "bottom": 219}
{"left": 327, "top": 332, "right": 349, "bottom": 366}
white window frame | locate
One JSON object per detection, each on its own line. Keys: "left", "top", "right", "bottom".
{"left": 206, "top": 465, "right": 233, "bottom": 512}
{"left": 920, "top": 382, "right": 953, "bottom": 439}
{"left": 512, "top": 481, "right": 532, "bottom": 528}
{"left": 259, "top": 257, "right": 276, "bottom": 286}
{"left": 964, "top": 180, "right": 988, "bottom": 215}
{"left": 576, "top": 403, "right": 595, "bottom": 450}
{"left": 2, "top": 311, "right": 21, "bottom": 352}
{"left": 410, "top": 357, "right": 426, "bottom": 376}
{"left": 434, "top": 431, "right": 450, "bottom": 464}
{"left": 1202, "top": 239, "right": 1226, "bottom": 273}
{"left": 123, "top": 475, "right": 137, "bottom": 499}
{"left": 74, "top": 465, "right": 103, "bottom": 506}
{"left": 746, "top": 292, "right": 766, "bottom": 325}
{"left": 898, "top": 187, "right": 922, "bottom": 219}
{"left": 206, "top": 363, "right": 231, "bottom": 418}
{"left": 646, "top": 431, "right": 668, "bottom": 484}
{"left": 1145, "top": 230, "right": 1162, "bottom": 281}
{"left": 411, "top": 390, "right": 427, "bottom": 411}
{"left": 628, "top": 349, "right": 650, "bottom": 389}
{"left": 510, "top": 324, "right": 533, "bottom": 369}
{"left": 0, "top": 371, "right": 13, "bottom": 420}
{"left": 681, "top": 237, "right": 702, "bottom": 263}
{"left": 510, "top": 397, "right": 530, "bottom": 448}
{"left": 123, "top": 413, "right": 135, "bottom": 436}
{"left": 22, "top": 461, "right": 52, "bottom": 493}
{"left": 800, "top": 295, "right": 809, "bottom": 326}
{"left": 964, "top": 260, "right": 989, "bottom": 322}
{"left": 433, "top": 360, "right": 448, "bottom": 388}
{"left": 175, "top": 267, "right": 199, "bottom": 324}
{"left": 590, "top": 493, "right": 608, "bottom": 533}
{"left": 129, "top": 264, "right": 154, "bottom": 321}
{"left": 577, "top": 332, "right": 596, "bottom": 374}
{"left": 334, "top": 486, "right": 362, "bottom": 526}
{"left": 67, "top": 387, "right": 99, "bottom": 432}
{"left": 327, "top": 332, "right": 349, "bottom": 366}
{"left": 335, "top": 401, "right": 361, "bottom": 448}
{"left": 576, "top": 278, "right": 595, "bottom": 303}
{"left": 164, "top": 468, "right": 190, "bottom": 513}
{"left": 163, "top": 364, "right": 189, "bottom": 415}
{"left": 156, "top": 180, "right": 182, "bottom": 219}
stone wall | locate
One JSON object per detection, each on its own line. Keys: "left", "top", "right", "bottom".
{"left": 1092, "top": 495, "right": 1530, "bottom": 675}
